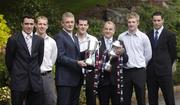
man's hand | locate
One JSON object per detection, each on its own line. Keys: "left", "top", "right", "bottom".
{"left": 77, "top": 60, "right": 87, "bottom": 67}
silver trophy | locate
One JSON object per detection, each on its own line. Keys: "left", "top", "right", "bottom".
{"left": 104, "top": 40, "right": 125, "bottom": 71}
{"left": 85, "top": 40, "right": 101, "bottom": 66}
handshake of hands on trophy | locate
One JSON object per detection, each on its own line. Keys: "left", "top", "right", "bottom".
{"left": 104, "top": 40, "right": 125, "bottom": 72}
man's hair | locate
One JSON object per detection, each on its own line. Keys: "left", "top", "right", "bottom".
{"left": 21, "top": 15, "right": 35, "bottom": 23}
{"left": 36, "top": 16, "right": 48, "bottom": 24}
{"left": 104, "top": 20, "right": 116, "bottom": 30}
{"left": 61, "top": 12, "right": 74, "bottom": 22}
{"left": 152, "top": 11, "right": 164, "bottom": 19}
{"left": 126, "top": 12, "right": 140, "bottom": 22}
{"left": 76, "top": 16, "right": 89, "bottom": 24}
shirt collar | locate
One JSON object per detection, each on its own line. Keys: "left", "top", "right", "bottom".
{"left": 154, "top": 26, "right": 164, "bottom": 34}
{"left": 104, "top": 36, "right": 113, "bottom": 42}
{"left": 76, "top": 32, "right": 89, "bottom": 39}
{"left": 34, "top": 32, "right": 49, "bottom": 39}
{"left": 63, "top": 28, "right": 73, "bottom": 37}
{"left": 22, "top": 31, "right": 33, "bottom": 38}
{"left": 126, "top": 29, "right": 141, "bottom": 37}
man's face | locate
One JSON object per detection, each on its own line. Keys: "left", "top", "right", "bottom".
{"left": 103, "top": 23, "right": 115, "bottom": 39}
{"left": 35, "top": 18, "right": 48, "bottom": 36}
{"left": 127, "top": 18, "right": 139, "bottom": 33}
{"left": 76, "top": 20, "right": 89, "bottom": 35}
{"left": 21, "top": 18, "right": 35, "bottom": 34}
{"left": 153, "top": 15, "right": 164, "bottom": 30}
{"left": 61, "top": 17, "right": 75, "bottom": 32}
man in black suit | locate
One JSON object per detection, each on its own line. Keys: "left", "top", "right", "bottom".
{"left": 98, "top": 21, "right": 128, "bottom": 105}
{"left": 5, "top": 15, "right": 44, "bottom": 105}
{"left": 147, "top": 11, "right": 176, "bottom": 105}
{"left": 54, "top": 12, "right": 87, "bottom": 105}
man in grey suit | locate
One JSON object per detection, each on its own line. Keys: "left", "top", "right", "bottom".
{"left": 5, "top": 15, "right": 44, "bottom": 105}
{"left": 147, "top": 11, "right": 177, "bottom": 105}
{"left": 54, "top": 12, "right": 87, "bottom": 105}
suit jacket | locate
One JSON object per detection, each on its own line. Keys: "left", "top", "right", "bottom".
{"left": 147, "top": 28, "right": 177, "bottom": 76}
{"left": 54, "top": 30, "right": 83, "bottom": 86}
{"left": 5, "top": 32, "right": 44, "bottom": 92}
{"left": 98, "top": 37, "right": 128, "bottom": 86}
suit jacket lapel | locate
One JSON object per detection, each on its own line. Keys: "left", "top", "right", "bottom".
{"left": 149, "top": 30, "right": 156, "bottom": 50}
{"left": 19, "top": 32, "right": 30, "bottom": 55}
{"left": 157, "top": 29, "right": 165, "bottom": 46}
{"left": 99, "top": 37, "right": 106, "bottom": 53}
{"left": 31, "top": 34, "right": 37, "bottom": 56}
{"left": 73, "top": 35, "right": 80, "bottom": 51}
{"left": 63, "top": 31, "right": 80, "bottom": 52}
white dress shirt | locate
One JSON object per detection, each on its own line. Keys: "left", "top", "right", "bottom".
{"left": 39, "top": 34, "right": 57, "bottom": 72}
{"left": 118, "top": 29, "right": 152, "bottom": 69}
{"left": 76, "top": 33, "right": 98, "bottom": 72}
{"left": 76, "top": 33, "right": 98, "bottom": 52}
{"left": 104, "top": 37, "right": 113, "bottom": 51}
{"left": 154, "top": 26, "right": 164, "bottom": 40}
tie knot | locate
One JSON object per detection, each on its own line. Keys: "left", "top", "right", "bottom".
{"left": 155, "top": 31, "right": 158, "bottom": 35}
{"left": 107, "top": 39, "right": 112, "bottom": 43}
{"left": 26, "top": 35, "right": 32, "bottom": 40}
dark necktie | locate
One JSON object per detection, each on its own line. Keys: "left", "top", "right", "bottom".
{"left": 154, "top": 31, "right": 158, "bottom": 47}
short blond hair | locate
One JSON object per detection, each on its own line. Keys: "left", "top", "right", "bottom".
{"left": 126, "top": 12, "right": 140, "bottom": 22}
{"left": 36, "top": 16, "right": 48, "bottom": 24}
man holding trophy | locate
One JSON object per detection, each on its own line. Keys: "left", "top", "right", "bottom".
{"left": 75, "top": 17, "right": 99, "bottom": 105}
{"left": 98, "top": 21, "right": 128, "bottom": 105}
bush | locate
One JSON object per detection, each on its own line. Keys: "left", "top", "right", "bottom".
{"left": 0, "top": 15, "right": 11, "bottom": 48}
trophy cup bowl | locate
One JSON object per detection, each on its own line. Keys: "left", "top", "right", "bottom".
{"left": 104, "top": 40, "right": 124, "bottom": 71}
{"left": 85, "top": 40, "right": 101, "bottom": 66}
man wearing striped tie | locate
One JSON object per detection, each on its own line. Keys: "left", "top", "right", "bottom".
{"left": 5, "top": 15, "right": 44, "bottom": 105}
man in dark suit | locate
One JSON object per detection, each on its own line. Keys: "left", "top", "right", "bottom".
{"left": 98, "top": 21, "right": 128, "bottom": 105}
{"left": 98, "top": 21, "right": 116, "bottom": 105}
{"left": 54, "top": 12, "right": 87, "bottom": 105}
{"left": 5, "top": 15, "right": 44, "bottom": 105}
{"left": 147, "top": 11, "right": 177, "bottom": 105}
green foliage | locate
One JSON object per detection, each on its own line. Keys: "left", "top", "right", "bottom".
{"left": 54, "top": 0, "right": 107, "bottom": 15}
{"left": 0, "top": 54, "right": 8, "bottom": 87}
{"left": 0, "top": 15, "right": 10, "bottom": 87}
{"left": 0, "top": 0, "right": 60, "bottom": 35}
{"left": 174, "top": 61, "right": 180, "bottom": 84}
{"left": 0, "top": 15, "right": 11, "bottom": 48}
{"left": 88, "top": 19, "right": 104, "bottom": 38}
{"left": 0, "top": 0, "right": 108, "bottom": 36}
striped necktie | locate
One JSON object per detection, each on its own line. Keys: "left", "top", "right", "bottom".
{"left": 26, "top": 35, "right": 32, "bottom": 55}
